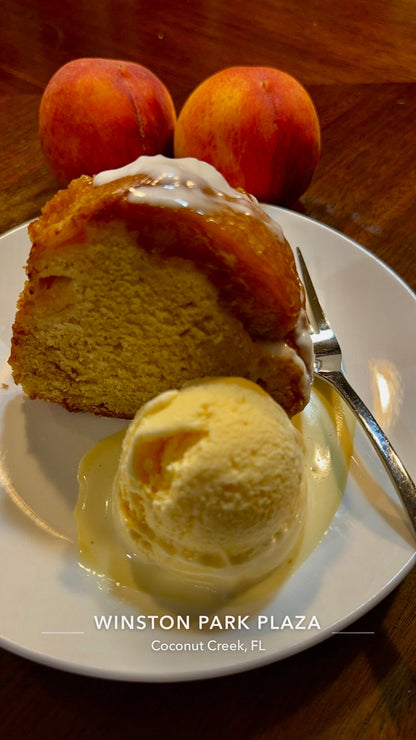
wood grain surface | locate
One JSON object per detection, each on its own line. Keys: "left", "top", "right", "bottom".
{"left": 1, "top": 1, "right": 415, "bottom": 737}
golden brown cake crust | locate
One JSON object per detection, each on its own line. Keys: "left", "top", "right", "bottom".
{"left": 10, "top": 163, "right": 313, "bottom": 419}
{"left": 28, "top": 173, "right": 303, "bottom": 342}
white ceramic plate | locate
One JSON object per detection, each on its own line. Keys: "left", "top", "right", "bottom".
{"left": 0, "top": 209, "right": 415, "bottom": 682}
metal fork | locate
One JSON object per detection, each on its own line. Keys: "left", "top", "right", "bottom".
{"left": 296, "top": 247, "right": 416, "bottom": 538}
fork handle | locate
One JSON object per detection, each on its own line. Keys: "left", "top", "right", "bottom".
{"left": 317, "top": 370, "right": 416, "bottom": 538}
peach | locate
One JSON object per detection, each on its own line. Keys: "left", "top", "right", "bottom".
{"left": 174, "top": 66, "right": 320, "bottom": 206}
{"left": 39, "top": 58, "right": 176, "bottom": 185}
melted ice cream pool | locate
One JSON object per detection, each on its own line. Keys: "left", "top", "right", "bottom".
{"left": 76, "top": 384, "right": 354, "bottom": 610}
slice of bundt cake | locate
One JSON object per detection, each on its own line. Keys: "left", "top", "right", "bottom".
{"left": 9, "top": 155, "right": 313, "bottom": 418}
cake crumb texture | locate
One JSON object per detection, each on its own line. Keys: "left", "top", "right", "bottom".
{"left": 9, "top": 170, "right": 311, "bottom": 418}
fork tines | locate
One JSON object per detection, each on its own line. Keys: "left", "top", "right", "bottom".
{"left": 296, "top": 247, "right": 330, "bottom": 334}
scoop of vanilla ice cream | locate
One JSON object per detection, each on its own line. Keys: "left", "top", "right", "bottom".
{"left": 113, "top": 377, "right": 305, "bottom": 591}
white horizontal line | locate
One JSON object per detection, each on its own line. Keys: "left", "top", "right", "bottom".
{"left": 41, "top": 631, "right": 85, "bottom": 635}
{"left": 332, "top": 631, "right": 375, "bottom": 635}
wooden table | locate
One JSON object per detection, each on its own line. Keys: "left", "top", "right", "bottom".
{"left": 1, "top": 1, "right": 415, "bottom": 736}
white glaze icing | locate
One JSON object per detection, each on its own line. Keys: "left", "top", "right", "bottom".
{"left": 293, "top": 309, "right": 315, "bottom": 379}
{"left": 258, "top": 310, "right": 314, "bottom": 396}
{"left": 93, "top": 154, "right": 285, "bottom": 240}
